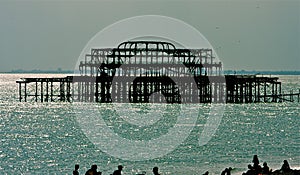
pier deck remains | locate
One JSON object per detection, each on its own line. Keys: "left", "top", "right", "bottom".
{"left": 16, "top": 41, "right": 299, "bottom": 103}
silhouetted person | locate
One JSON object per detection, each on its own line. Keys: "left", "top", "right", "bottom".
{"left": 221, "top": 168, "right": 228, "bottom": 175}
{"left": 252, "top": 155, "right": 259, "bottom": 167}
{"left": 281, "top": 160, "right": 290, "bottom": 171}
{"left": 262, "top": 162, "right": 270, "bottom": 174}
{"left": 153, "top": 167, "right": 161, "bottom": 175}
{"left": 203, "top": 171, "right": 209, "bottom": 175}
{"left": 227, "top": 167, "right": 232, "bottom": 175}
{"left": 245, "top": 164, "right": 255, "bottom": 175}
{"left": 73, "top": 164, "right": 79, "bottom": 175}
{"left": 252, "top": 155, "right": 262, "bottom": 174}
{"left": 113, "top": 165, "right": 123, "bottom": 175}
{"left": 85, "top": 165, "right": 101, "bottom": 175}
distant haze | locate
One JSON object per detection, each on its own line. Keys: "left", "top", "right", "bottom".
{"left": 0, "top": 0, "right": 299, "bottom": 72}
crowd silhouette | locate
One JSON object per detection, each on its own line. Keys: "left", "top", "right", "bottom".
{"left": 72, "top": 155, "right": 299, "bottom": 175}
{"left": 242, "top": 155, "right": 298, "bottom": 175}
{"left": 72, "top": 165, "right": 161, "bottom": 175}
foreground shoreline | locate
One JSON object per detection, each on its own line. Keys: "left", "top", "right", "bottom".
{"left": 72, "top": 156, "right": 300, "bottom": 175}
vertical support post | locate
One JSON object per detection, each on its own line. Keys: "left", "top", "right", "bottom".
{"left": 254, "top": 81, "right": 256, "bottom": 102}
{"left": 60, "top": 81, "right": 63, "bottom": 101}
{"left": 19, "top": 83, "right": 22, "bottom": 102}
{"left": 279, "top": 83, "right": 282, "bottom": 102}
{"left": 90, "top": 79, "right": 94, "bottom": 102}
{"left": 298, "top": 89, "right": 300, "bottom": 103}
{"left": 271, "top": 83, "right": 275, "bottom": 102}
{"left": 41, "top": 82, "right": 43, "bottom": 102}
{"left": 240, "top": 82, "right": 243, "bottom": 103}
{"left": 46, "top": 81, "right": 49, "bottom": 102}
{"left": 24, "top": 83, "right": 27, "bottom": 102}
{"left": 85, "top": 81, "right": 87, "bottom": 102}
{"left": 264, "top": 82, "right": 267, "bottom": 102}
{"left": 257, "top": 81, "right": 260, "bottom": 102}
{"left": 67, "top": 82, "right": 71, "bottom": 102}
{"left": 78, "top": 82, "right": 81, "bottom": 102}
{"left": 209, "top": 83, "right": 212, "bottom": 103}
{"left": 81, "top": 82, "right": 84, "bottom": 102}
{"left": 275, "top": 83, "right": 278, "bottom": 102}
{"left": 249, "top": 81, "right": 253, "bottom": 103}
{"left": 214, "top": 82, "right": 218, "bottom": 103}
{"left": 50, "top": 81, "right": 53, "bottom": 102}
{"left": 35, "top": 81, "right": 38, "bottom": 102}
{"left": 199, "top": 80, "right": 202, "bottom": 103}
{"left": 95, "top": 79, "right": 99, "bottom": 102}
{"left": 72, "top": 82, "right": 75, "bottom": 102}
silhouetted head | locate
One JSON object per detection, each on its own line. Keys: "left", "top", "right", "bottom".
{"left": 75, "top": 164, "right": 79, "bottom": 170}
{"left": 228, "top": 167, "right": 232, "bottom": 171}
{"left": 203, "top": 171, "right": 209, "bottom": 175}
{"left": 118, "top": 165, "right": 123, "bottom": 170}
{"left": 263, "top": 162, "right": 267, "bottom": 166}
{"left": 252, "top": 155, "right": 259, "bottom": 164}
{"left": 248, "top": 164, "right": 253, "bottom": 170}
{"left": 153, "top": 166, "right": 159, "bottom": 173}
{"left": 91, "top": 164, "right": 97, "bottom": 170}
{"left": 284, "top": 160, "right": 288, "bottom": 164}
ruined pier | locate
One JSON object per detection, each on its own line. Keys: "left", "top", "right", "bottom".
{"left": 16, "top": 41, "right": 299, "bottom": 103}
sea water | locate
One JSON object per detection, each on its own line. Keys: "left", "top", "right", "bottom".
{"left": 0, "top": 74, "right": 299, "bottom": 175}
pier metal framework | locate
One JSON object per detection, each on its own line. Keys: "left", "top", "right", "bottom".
{"left": 16, "top": 41, "right": 299, "bottom": 103}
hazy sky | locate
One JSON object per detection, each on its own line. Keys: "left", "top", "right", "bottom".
{"left": 0, "top": 0, "right": 299, "bottom": 72}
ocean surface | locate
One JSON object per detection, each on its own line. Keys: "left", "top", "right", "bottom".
{"left": 0, "top": 74, "right": 299, "bottom": 175}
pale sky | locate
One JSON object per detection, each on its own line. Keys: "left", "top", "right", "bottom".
{"left": 0, "top": 0, "right": 299, "bottom": 72}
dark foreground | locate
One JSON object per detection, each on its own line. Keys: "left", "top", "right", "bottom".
{"left": 72, "top": 155, "right": 300, "bottom": 175}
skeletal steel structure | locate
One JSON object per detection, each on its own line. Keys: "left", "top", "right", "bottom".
{"left": 17, "top": 41, "right": 300, "bottom": 103}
